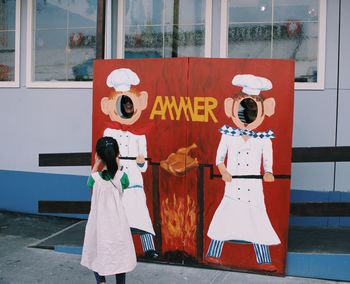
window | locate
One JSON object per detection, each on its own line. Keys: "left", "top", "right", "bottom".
{"left": 26, "top": 0, "right": 97, "bottom": 88}
{"left": 113, "top": 0, "right": 212, "bottom": 59}
{"left": 220, "top": 0, "right": 326, "bottom": 89}
{"left": 0, "top": 0, "right": 20, "bottom": 87}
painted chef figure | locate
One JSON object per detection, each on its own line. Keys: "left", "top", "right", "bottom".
{"left": 100, "top": 68, "right": 158, "bottom": 259}
{"left": 206, "top": 74, "right": 280, "bottom": 271}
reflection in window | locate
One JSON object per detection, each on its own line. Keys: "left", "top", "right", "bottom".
{"left": 227, "top": 0, "right": 321, "bottom": 83}
{"left": 0, "top": 0, "right": 16, "bottom": 82}
{"left": 32, "top": 0, "right": 97, "bottom": 81}
{"left": 124, "top": 0, "right": 206, "bottom": 58}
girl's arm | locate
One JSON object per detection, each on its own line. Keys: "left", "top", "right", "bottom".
{"left": 88, "top": 154, "right": 101, "bottom": 194}
{"left": 136, "top": 135, "right": 148, "bottom": 172}
{"left": 92, "top": 153, "right": 101, "bottom": 173}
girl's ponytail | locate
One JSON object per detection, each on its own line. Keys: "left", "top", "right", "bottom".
{"left": 95, "top": 137, "right": 120, "bottom": 179}
{"left": 104, "top": 145, "right": 118, "bottom": 178}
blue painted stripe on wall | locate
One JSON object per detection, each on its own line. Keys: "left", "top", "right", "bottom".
{"left": 290, "top": 216, "right": 350, "bottom": 227}
{"left": 287, "top": 252, "right": 350, "bottom": 281}
{"left": 290, "top": 189, "right": 350, "bottom": 227}
{"left": 0, "top": 170, "right": 90, "bottom": 219}
{"left": 1, "top": 170, "right": 350, "bottom": 226}
{"left": 290, "top": 189, "right": 350, "bottom": 202}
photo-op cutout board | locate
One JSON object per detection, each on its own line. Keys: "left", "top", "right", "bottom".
{"left": 92, "top": 58, "right": 295, "bottom": 275}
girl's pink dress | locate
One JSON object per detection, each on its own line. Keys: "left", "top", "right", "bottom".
{"left": 81, "top": 171, "right": 137, "bottom": 276}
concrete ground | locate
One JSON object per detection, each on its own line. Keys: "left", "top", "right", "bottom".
{"left": 0, "top": 211, "right": 347, "bottom": 284}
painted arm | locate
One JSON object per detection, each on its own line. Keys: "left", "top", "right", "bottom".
{"left": 262, "top": 139, "right": 274, "bottom": 182}
{"left": 103, "top": 127, "right": 111, "bottom": 137}
{"left": 216, "top": 135, "right": 232, "bottom": 182}
{"left": 137, "top": 135, "right": 148, "bottom": 172}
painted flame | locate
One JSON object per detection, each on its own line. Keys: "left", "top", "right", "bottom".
{"left": 161, "top": 194, "right": 197, "bottom": 253}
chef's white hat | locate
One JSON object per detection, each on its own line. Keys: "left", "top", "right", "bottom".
{"left": 106, "top": 68, "right": 140, "bottom": 92}
{"left": 232, "top": 74, "right": 272, "bottom": 96}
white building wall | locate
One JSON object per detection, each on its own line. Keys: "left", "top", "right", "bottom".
{"left": 1, "top": 0, "right": 350, "bottom": 209}
{"left": 0, "top": 0, "right": 92, "bottom": 176}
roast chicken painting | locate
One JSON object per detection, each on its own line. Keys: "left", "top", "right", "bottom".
{"left": 92, "top": 57, "right": 294, "bottom": 276}
{"left": 160, "top": 143, "right": 199, "bottom": 176}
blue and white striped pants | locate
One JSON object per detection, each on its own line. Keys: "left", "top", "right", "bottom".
{"left": 140, "top": 233, "right": 155, "bottom": 252}
{"left": 207, "top": 240, "right": 271, "bottom": 264}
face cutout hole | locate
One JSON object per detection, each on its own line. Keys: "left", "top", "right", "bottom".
{"left": 238, "top": 98, "right": 258, "bottom": 124}
{"left": 116, "top": 95, "right": 134, "bottom": 119}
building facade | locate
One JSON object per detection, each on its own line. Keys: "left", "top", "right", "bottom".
{"left": 1, "top": 0, "right": 350, "bottom": 280}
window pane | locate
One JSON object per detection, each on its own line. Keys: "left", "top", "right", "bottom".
{"left": 227, "top": 0, "right": 273, "bottom": 59}
{"left": 125, "top": 25, "right": 164, "bottom": 58}
{"left": 68, "top": 2, "right": 97, "bottom": 28}
{"left": 0, "top": 0, "right": 16, "bottom": 30}
{"left": 228, "top": 24, "right": 272, "bottom": 58}
{"left": 165, "top": 0, "right": 206, "bottom": 25}
{"left": 34, "top": 30, "right": 67, "bottom": 81}
{"left": 171, "top": 25, "right": 205, "bottom": 57}
{"left": 68, "top": 29, "right": 96, "bottom": 81}
{"left": 0, "top": 0, "right": 16, "bottom": 82}
{"left": 124, "top": 0, "right": 206, "bottom": 59}
{"left": 35, "top": 0, "right": 68, "bottom": 29}
{"left": 228, "top": 0, "right": 272, "bottom": 23}
{"left": 0, "top": 31, "right": 15, "bottom": 81}
{"left": 226, "top": 0, "right": 321, "bottom": 83}
{"left": 274, "top": 0, "right": 319, "bottom": 22}
{"left": 273, "top": 0, "right": 320, "bottom": 83}
{"left": 32, "top": 0, "right": 97, "bottom": 82}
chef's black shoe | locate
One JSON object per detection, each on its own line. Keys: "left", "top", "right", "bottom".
{"left": 144, "top": 249, "right": 159, "bottom": 259}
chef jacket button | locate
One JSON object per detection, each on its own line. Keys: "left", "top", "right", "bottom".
{"left": 238, "top": 163, "right": 240, "bottom": 165}
{"left": 246, "top": 152, "right": 249, "bottom": 154}
{"left": 238, "top": 188, "right": 240, "bottom": 190}
{"left": 248, "top": 200, "right": 250, "bottom": 202}
{"left": 238, "top": 198, "right": 240, "bottom": 200}
{"left": 246, "top": 164, "right": 249, "bottom": 166}
{"left": 238, "top": 152, "right": 241, "bottom": 154}
{"left": 248, "top": 189, "right": 250, "bottom": 191}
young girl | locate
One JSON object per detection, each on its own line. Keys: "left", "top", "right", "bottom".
{"left": 81, "top": 136, "right": 137, "bottom": 284}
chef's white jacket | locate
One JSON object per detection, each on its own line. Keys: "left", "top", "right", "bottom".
{"left": 207, "top": 133, "right": 280, "bottom": 245}
{"left": 104, "top": 128, "right": 155, "bottom": 235}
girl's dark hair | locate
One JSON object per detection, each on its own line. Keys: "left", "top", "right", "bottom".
{"left": 95, "top": 136, "right": 119, "bottom": 179}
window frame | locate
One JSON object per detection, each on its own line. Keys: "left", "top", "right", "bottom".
{"left": 114, "top": 0, "right": 213, "bottom": 59}
{"left": 25, "top": 0, "right": 94, "bottom": 89}
{"left": 0, "top": 0, "right": 21, "bottom": 88}
{"left": 220, "top": 0, "right": 327, "bottom": 90}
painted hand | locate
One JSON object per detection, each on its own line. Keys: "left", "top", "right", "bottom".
{"left": 136, "top": 155, "right": 145, "bottom": 164}
{"left": 263, "top": 172, "right": 275, "bottom": 182}
{"left": 222, "top": 171, "right": 232, "bottom": 182}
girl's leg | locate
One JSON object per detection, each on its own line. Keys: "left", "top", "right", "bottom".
{"left": 93, "top": 271, "right": 106, "bottom": 284}
{"left": 115, "top": 272, "right": 126, "bottom": 284}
